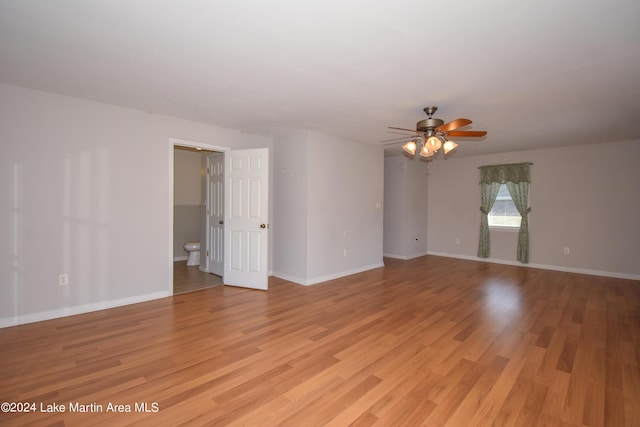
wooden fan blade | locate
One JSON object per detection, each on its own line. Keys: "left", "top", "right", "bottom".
{"left": 446, "top": 130, "right": 487, "bottom": 137}
{"left": 388, "top": 126, "right": 424, "bottom": 134}
{"left": 436, "top": 118, "right": 472, "bottom": 132}
{"left": 387, "top": 130, "right": 417, "bottom": 136}
{"left": 380, "top": 136, "right": 412, "bottom": 143}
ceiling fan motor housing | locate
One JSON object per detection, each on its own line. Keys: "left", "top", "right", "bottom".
{"left": 416, "top": 118, "right": 445, "bottom": 133}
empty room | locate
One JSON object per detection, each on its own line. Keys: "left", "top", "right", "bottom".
{"left": 1, "top": 1, "right": 639, "bottom": 426}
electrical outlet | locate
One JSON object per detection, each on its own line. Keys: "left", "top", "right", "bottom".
{"left": 58, "top": 274, "right": 69, "bottom": 286}
{"left": 455, "top": 238, "right": 461, "bottom": 245}
{"left": 563, "top": 247, "right": 570, "bottom": 255}
{"left": 343, "top": 249, "right": 347, "bottom": 257}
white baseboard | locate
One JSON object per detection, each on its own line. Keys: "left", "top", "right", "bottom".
{"left": 427, "top": 251, "right": 640, "bottom": 281}
{"left": 272, "top": 262, "right": 386, "bottom": 286}
{"left": 5, "top": 254, "right": 633, "bottom": 330}
{"left": 383, "top": 251, "right": 429, "bottom": 260}
{"left": 173, "top": 256, "right": 188, "bottom": 262}
{"left": 0, "top": 291, "right": 172, "bottom": 329}
{"left": 270, "top": 271, "right": 307, "bottom": 286}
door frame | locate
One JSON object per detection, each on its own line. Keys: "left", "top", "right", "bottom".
{"left": 169, "top": 138, "right": 229, "bottom": 294}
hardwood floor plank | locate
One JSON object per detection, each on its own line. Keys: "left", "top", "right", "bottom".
{"left": 443, "top": 355, "right": 509, "bottom": 427}
{"left": 1, "top": 255, "right": 638, "bottom": 426}
{"left": 281, "top": 374, "right": 383, "bottom": 426}
{"left": 534, "top": 329, "right": 567, "bottom": 386}
{"left": 515, "top": 382, "right": 549, "bottom": 427}
{"left": 465, "top": 332, "right": 540, "bottom": 425}
{"left": 367, "top": 349, "right": 444, "bottom": 419}
{"left": 604, "top": 386, "right": 626, "bottom": 427}
{"left": 421, "top": 359, "right": 486, "bottom": 425}
{"left": 581, "top": 346, "right": 606, "bottom": 427}
{"left": 557, "top": 323, "right": 581, "bottom": 374}
{"left": 622, "top": 363, "right": 640, "bottom": 426}
{"left": 561, "top": 342, "right": 592, "bottom": 424}
{"left": 536, "top": 371, "right": 572, "bottom": 427}
{"left": 493, "top": 341, "right": 547, "bottom": 426}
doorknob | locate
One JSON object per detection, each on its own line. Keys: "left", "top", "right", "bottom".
{"left": 219, "top": 220, "right": 223, "bottom": 225}
{"left": 260, "top": 224, "right": 268, "bottom": 229}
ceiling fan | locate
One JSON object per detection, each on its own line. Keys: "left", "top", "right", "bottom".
{"left": 384, "top": 106, "right": 487, "bottom": 158}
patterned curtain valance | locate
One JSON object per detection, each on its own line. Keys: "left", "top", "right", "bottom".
{"left": 479, "top": 162, "right": 532, "bottom": 184}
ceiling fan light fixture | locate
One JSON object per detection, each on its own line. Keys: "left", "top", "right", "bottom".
{"left": 402, "top": 140, "right": 417, "bottom": 156}
{"left": 419, "top": 145, "right": 434, "bottom": 158}
{"left": 426, "top": 136, "right": 442, "bottom": 152}
{"left": 386, "top": 106, "right": 487, "bottom": 160}
{"left": 443, "top": 139, "right": 458, "bottom": 154}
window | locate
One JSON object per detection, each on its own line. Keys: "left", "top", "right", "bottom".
{"left": 488, "top": 184, "right": 521, "bottom": 228}
{"left": 478, "top": 162, "right": 531, "bottom": 263}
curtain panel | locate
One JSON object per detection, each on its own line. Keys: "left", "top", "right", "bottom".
{"left": 477, "top": 182, "right": 502, "bottom": 259}
{"left": 478, "top": 163, "right": 532, "bottom": 263}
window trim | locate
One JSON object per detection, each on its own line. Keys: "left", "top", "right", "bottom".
{"left": 488, "top": 224, "right": 521, "bottom": 232}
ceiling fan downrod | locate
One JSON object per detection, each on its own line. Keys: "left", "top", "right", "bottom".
{"left": 417, "top": 106, "right": 444, "bottom": 133}
{"left": 423, "top": 106, "right": 438, "bottom": 117}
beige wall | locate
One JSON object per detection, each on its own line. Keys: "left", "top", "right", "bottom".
{"left": 173, "top": 148, "right": 202, "bottom": 259}
{"left": 426, "top": 139, "right": 640, "bottom": 278}
{"left": 174, "top": 148, "right": 202, "bottom": 205}
{"left": 272, "top": 130, "right": 385, "bottom": 285}
{"left": 272, "top": 132, "right": 309, "bottom": 281}
{"left": 383, "top": 156, "right": 429, "bottom": 259}
{"left": 0, "top": 83, "right": 272, "bottom": 326}
{"left": 306, "top": 131, "right": 384, "bottom": 282}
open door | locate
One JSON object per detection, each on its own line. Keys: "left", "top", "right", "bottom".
{"left": 206, "top": 154, "right": 224, "bottom": 276}
{"left": 223, "top": 148, "right": 269, "bottom": 290}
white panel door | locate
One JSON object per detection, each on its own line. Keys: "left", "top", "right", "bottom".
{"left": 206, "top": 154, "right": 224, "bottom": 276}
{"left": 223, "top": 148, "right": 269, "bottom": 290}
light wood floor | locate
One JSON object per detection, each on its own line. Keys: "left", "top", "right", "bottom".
{"left": 1, "top": 256, "right": 638, "bottom": 426}
{"left": 173, "top": 261, "right": 223, "bottom": 294}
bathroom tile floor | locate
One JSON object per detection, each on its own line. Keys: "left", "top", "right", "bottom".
{"left": 173, "top": 261, "right": 223, "bottom": 294}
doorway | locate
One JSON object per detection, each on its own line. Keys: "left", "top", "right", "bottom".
{"left": 172, "top": 144, "right": 224, "bottom": 294}
{"left": 170, "top": 138, "right": 271, "bottom": 294}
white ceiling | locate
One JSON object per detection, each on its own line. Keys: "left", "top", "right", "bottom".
{"left": 1, "top": 0, "right": 639, "bottom": 157}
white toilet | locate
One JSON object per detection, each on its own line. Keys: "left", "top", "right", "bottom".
{"left": 184, "top": 242, "right": 201, "bottom": 266}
